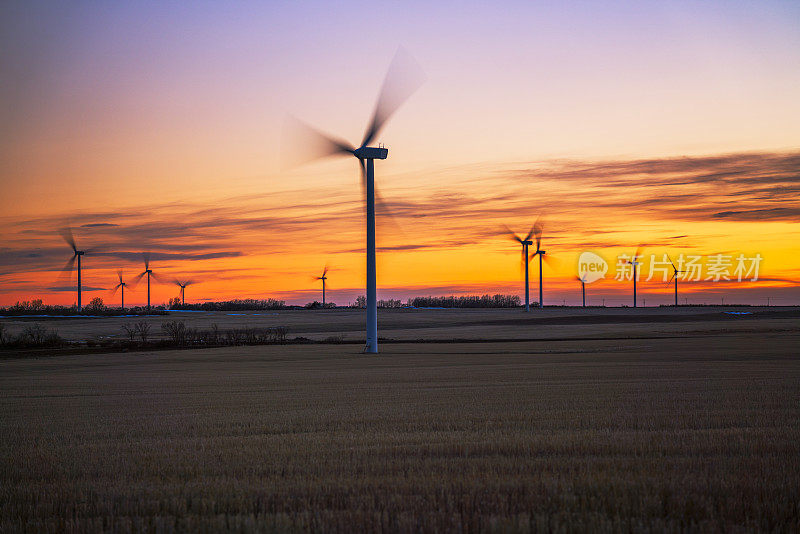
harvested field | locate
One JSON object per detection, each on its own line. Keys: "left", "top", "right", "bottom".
{"left": 1, "top": 309, "right": 799, "bottom": 531}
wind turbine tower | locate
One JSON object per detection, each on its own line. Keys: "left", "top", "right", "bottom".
{"left": 286, "top": 48, "right": 424, "bottom": 353}
{"left": 134, "top": 253, "right": 160, "bottom": 310}
{"left": 60, "top": 228, "right": 87, "bottom": 311}
{"left": 315, "top": 266, "right": 329, "bottom": 307}
{"left": 113, "top": 270, "right": 129, "bottom": 310}
{"left": 505, "top": 225, "right": 536, "bottom": 311}
{"left": 667, "top": 255, "right": 685, "bottom": 306}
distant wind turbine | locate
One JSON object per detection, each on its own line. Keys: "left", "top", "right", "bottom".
{"left": 624, "top": 247, "right": 643, "bottom": 308}
{"left": 577, "top": 274, "right": 587, "bottom": 307}
{"left": 59, "top": 228, "right": 90, "bottom": 311}
{"left": 505, "top": 224, "right": 536, "bottom": 311}
{"left": 285, "top": 47, "right": 424, "bottom": 353}
{"left": 315, "top": 266, "right": 329, "bottom": 307}
{"left": 529, "top": 218, "right": 555, "bottom": 308}
{"left": 133, "top": 253, "right": 161, "bottom": 310}
{"left": 173, "top": 280, "right": 194, "bottom": 306}
{"left": 666, "top": 255, "right": 685, "bottom": 306}
{"left": 112, "top": 270, "right": 129, "bottom": 310}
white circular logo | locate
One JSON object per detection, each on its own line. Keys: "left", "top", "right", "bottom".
{"left": 578, "top": 251, "right": 608, "bottom": 284}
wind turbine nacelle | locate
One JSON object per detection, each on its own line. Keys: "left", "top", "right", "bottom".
{"left": 354, "top": 146, "right": 388, "bottom": 160}
{"left": 522, "top": 240, "right": 533, "bottom": 246}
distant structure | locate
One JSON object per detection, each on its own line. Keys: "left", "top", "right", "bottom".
{"left": 133, "top": 253, "right": 160, "bottom": 310}
{"left": 60, "top": 228, "right": 88, "bottom": 311}
{"left": 112, "top": 270, "right": 129, "bottom": 310}
{"left": 505, "top": 224, "right": 536, "bottom": 311}
{"left": 315, "top": 266, "right": 329, "bottom": 306}
{"left": 625, "top": 247, "right": 643, "bottom": 308}
{"left": 529, "top": 218, "right": 549, "bottom": 308}
{"left": 174, "top": 280, "right": 194, "bottom": 306}
{"left": 286, "top": 48, "right": 424, "bottom": 354}
{"left": 667, "top": 255, "right": 684, "bottom": 306}
{"left": 577, "top": 274, "right": 587, "bottom": 307}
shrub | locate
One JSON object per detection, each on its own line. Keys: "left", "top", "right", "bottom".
{"left": 121, "top": 323, "right": 137, "bottom": 342}
{"left": 162, "top": 320, "right": 187, "bottom": 345}
{"left": 83, "top": 297, "right": 106, "bottom": 313}
{"left": 21, "top": 324, "right": 48, "bottom": 345}
{"left": 135, "top": 321, "right": 151, "bottom": 343}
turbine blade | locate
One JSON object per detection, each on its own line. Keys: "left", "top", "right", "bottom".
{"left": 142, "top": 251, "right": 151, "bottom": 270}
{"left": 149, "top": 271, "right": 163, "bottom": 284}
{"left": 533, "top": 215, "right": 544, "bottom": 250}
{"left": 502, "top": 225, "right": 523, "bottom": 243}
{"left": 60, "top": 227, "right": 77, "bottom": 252}
{"left": 522, "top": 225, "right": 535, "bottom": 243}
{"left": 283, "top": 116, "right": 355, "bottom": 168}
{"left": 131, "top": 271, "right": 146, "bottom": 288}
{"left": 542, "top": 253, "right": 560, "bottom": 270}
{"left": 666, "top": 272, "right": 676, "bottom": 285}
{"left": 322, "top": 265, "right": 329, "bottom": 277}
{"left": 361, "top": 46, "right": 425, "bottom": 147}
{"left": 110, "top": 283, "right": 121, "bottom": 297}
{"left": 117, "top": 269, "right": 123, "bottom": 284}
{"left": 60, "top": 256, "right": 76, "bottom": 273}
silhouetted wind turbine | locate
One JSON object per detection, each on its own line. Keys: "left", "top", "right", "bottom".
{"left": 505, "top": 224, "right": 536, "bottom": 311}
{"left": 285, "top": 47, "right": 424, "bottom": 354}
{"left": 577, "top": 274, "right": 587, "bottom": 307}
{"left": 530, "top": 218, "right": 554, "bottom": 308}
{"left": 59, "top": 228, "right": 88, "bottom": 311}
{"left": 315, "top": 266, "right": 329, "bottom": 307}
{"left": 624, "top": 246, "right": 643, "bottom": 308}
{"left": 133, "top": 253, "right": 161, "bottom": 310}
{"left": 666, "top": 255, "right": 684, "bottom": 306}
{"left": 173, "top": 280, "right": 194, "bottom": 306}
{"left": 112, "top": 270, "right": 129, "bottom": 310}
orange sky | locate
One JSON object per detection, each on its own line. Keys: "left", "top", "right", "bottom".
{"left": 1, "top": 2, "right": 799, "bottom": 307}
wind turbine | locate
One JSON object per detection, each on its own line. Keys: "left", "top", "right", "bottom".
{"left": 133, "top": 253, "right": 161, "bottom": 310}
{"left": 504, "top": 224, "right": 536, "bottom": 311}
{"left": 285, "top": 48, "right": 424, "bottom": 354}
{"left": 666, "top": 255, "right": 684, "bottom": 306}
{"left": 59, "top": 228, "right": 88, "bottom": 311}
{"left": 315, "top": 266, "right": 329, "bottom": 307}
{"left": 624, "top": 247, "right": 643, "bottom": 308}
{"left": 112, "top": 270, "right": 129, "bottom": 310}
{"left": 577, "top": 274, "right": 587, "bottom": 307}
{"left": 529, "top": 218, "right": 554, "bottom": 308}
{"left": 173, "top": 280, "right": 194, "bottom": 306}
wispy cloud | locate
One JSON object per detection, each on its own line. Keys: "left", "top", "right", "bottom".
{"left": 1, "top": 149, "right": 798, "bottom": 304}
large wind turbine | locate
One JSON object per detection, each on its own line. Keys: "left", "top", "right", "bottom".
{"left": 505, "top": 224, "right": 536, "bottom": 311}
{"left": 315, "top": 266, "right": 329, "bottom": 307}
{"left": 666, "top": 255, "right": 684, "bottom": 306}
{"left": 112, "top": 270, "right": 129, "bottom": 310}
{"left": 286, "top": 48, "right": 424, "bottom": 354}
{"left": 59, "top": 228, "right": 88, "bottom": 311}
{"left": 173, "top": 280, "right": 194, "bottom": 306}
{"left": 133, "top": 253, "right": 161, "bottom": 310}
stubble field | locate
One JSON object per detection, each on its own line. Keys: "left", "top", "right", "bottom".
{"left": 1, "top": 308, "right": 799, "bottom": 532}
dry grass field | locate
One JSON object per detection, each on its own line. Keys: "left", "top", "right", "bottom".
{"left": 1, "top": 309, "right": 799, "bottom": 532}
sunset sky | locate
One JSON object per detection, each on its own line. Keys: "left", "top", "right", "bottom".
{"left": 1, "top": 0, "right": 799, "bottom": 307}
